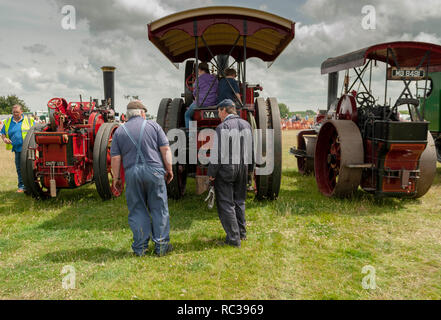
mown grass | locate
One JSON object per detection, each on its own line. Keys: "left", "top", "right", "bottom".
{"left": 0, "top": 130, "right": 441, "bottom": 299}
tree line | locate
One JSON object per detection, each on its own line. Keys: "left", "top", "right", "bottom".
{"left": 0, "top": 95, "right": 30, "bottom": 114}
{"left": 278, "top": 103, "right": 316, "bottom": 119}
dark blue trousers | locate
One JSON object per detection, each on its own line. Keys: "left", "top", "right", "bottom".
{"left": 125, "top": 164, "right": 171, "bottom": 256}
{"left": 14, "top": 151, "right": 24, "bottom": 190}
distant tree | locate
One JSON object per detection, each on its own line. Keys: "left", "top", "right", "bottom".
{"left": 278, "top": 103, "right": 290, "bottom": 118}
{"left": 305, "top": 109, "right": 317, "bottom": 115}
{"left": 0, "top": 95, "right": 30, "bottom": 114}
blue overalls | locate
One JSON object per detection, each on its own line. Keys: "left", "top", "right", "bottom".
{"left": 122, "top": 121, "right": 171, "bottom": 256}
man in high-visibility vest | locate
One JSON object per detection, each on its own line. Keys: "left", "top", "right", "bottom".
{"left": 0, "top": 104, "right": 34, "bottom": 193}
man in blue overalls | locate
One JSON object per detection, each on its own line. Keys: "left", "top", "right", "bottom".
{"left": 110, "top": 100, "right": 174, "bottom": 257}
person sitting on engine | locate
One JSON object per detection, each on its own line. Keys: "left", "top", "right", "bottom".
{"left": 217, "top": 68, "right": 241, "bottom": 105}
{"left": 184, "top": 62, "right": 218, "bottom": 128}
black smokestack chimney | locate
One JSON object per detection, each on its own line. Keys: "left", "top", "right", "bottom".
{"left": 216, "top": 55, "right": 229, "bottom": 77}
{"left": 327, "top": 71, "right": 339, "bottom": 110}
{"left": 101, "top": 66, "right": 116, "bottom": 109}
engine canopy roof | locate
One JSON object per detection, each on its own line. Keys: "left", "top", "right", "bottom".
{"left": 321, "top": 41, "right": 441, "bottom": 74}
{"left": 148, "top": 6, "right": 295, "bottom": 65}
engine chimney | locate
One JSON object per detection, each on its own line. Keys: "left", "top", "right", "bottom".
{"left": 327, "top": 71, "right": 339, "bottom": 110}
{"left": 216, "top": 55, "right": 229, "bottom": 77}
{"left": 101, "top": 66, "right": 116, "bottom": 109}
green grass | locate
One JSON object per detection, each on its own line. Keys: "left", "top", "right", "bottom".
{"left": 1, "top": 130, "right": 441, "bottom": 299}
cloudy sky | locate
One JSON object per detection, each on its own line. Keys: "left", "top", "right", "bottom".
{"left": 1, "top": 0, "right": 441, "bottom": 115}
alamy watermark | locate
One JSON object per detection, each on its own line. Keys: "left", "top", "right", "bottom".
{"left": 168, "top": 121, "right": 274, "bottom": 175}
{"left": 361, "top": 5, "right": 376, "bottom": 30}
{"left": 61, "top": 5, "right": 76, "bottom": 30}
{"left": 361, "top": 265, "right": 377, "bottom": 290}
{"left": 61, "top": 265, "right": 76, "bottom": 289}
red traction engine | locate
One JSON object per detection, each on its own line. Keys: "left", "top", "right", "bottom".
{"left": 292, "top": 42, "right": 440, "bottom": 198}
{"left": 21, "top": 66, "right": 124, "bottom": 200}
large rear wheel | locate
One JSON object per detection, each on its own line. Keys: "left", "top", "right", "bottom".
{"left": 296, "top": 130, "right": 317, "bottom": 175}
{"left": 314, "top": 120, "right": 363, "bottom": 197}
{"left": 254, "top": 97, "right": 282, "bottom": 200}
{"left": 93, "top": 122, "right": 124, "bottom": 200}
{"left": 21, "top": 124, "right": 55, "bottom": 199}
{"left": 157, "top": 97, "right": 187, "bottom": 199}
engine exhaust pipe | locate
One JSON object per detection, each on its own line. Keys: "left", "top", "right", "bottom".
{"left": 101, "top": 66, "right": 116, "bottom": 109}
{"left": 327, "top": 71, "right": 339, "bottom": 110}
{"left": 216, "top": 55, "right": 229, "bottom": 77}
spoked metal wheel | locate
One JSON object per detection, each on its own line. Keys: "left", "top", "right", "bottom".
{"left": 254, "top": 97, "right": 282, "bottom": 200}
{"left": 93, "top": 122, "right": 124, "bottom": 200}
{"left": 156, "top": 97, "right": 187, "bottom": 199}
{"left": 314, "top": 120, "right": 363, "bottom": 197}
{"left": 296, "top": 130, "right": 317, "bottom": 175}
{"left": 413, "top": 132, "right": 436, "bottom": 198}
{"left": 21, "top": 124, "right": 56, "bottom": 199}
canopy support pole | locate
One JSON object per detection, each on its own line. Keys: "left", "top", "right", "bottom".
{"left": 422, "top": 52, "right": 431, "bottom": 120}
{"left": 384, "top": 48, "right": 389, "bottom": 108}
{"left": 243, "top": 35, "right": 247, "bottom": 106}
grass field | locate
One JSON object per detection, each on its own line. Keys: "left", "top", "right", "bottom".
{"left": 1, "top": 130, "right": 441, "bottom": 299}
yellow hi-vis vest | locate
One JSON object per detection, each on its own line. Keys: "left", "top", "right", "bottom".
{"left": 4, "top": 116, "right": 34, "bottom": 151}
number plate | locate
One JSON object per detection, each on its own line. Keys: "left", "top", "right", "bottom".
{"left": 45, "top": 161, "right": 65, "bottom": 166}
{"left": 387, "top": 67, "right": 425, "bottom": 80}
{"left": 202, "top": 110, "right": 218, "bottom": 119}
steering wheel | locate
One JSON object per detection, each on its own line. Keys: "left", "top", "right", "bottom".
{"left": 356, "top": 92, "right": 375, "bottom": 109}
{"left": 47, "top": 98, "right": 63, "bottom": 110}
{"left": 185, "top": 73, "right": 196, "bottom": 92}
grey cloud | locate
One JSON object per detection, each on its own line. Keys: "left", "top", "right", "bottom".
{"left": 50, "top": 0, "right": 212, "bottom": 39}
{"left": 0, "top": 61, "right": 11, "bottom": 69}
{"left": 23, "top": 43, "right": 54, "bottom": 56}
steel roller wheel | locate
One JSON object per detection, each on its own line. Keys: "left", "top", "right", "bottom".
{"left": 413, "top": 132, "right": 436, "bottom": 198}
{"left": 93, "top": 122, "right": 124, "bottom": 200}
{"left": 254, "top": 97, "right": 282, "bottom": 200}
{"left": 157, "top": 97, "right": 187, "bottom": 199}
{"left": 296, "top": 130, "right": 317, "bottom": 175}
{"left": 157, "top": 98, "right": 172, "bottom": 129}
{"left": 254, "top": 98, "right": 268, "bottom": 199}
{"left": 267, "top": 98, "right": 282, "bottom": 199}
{"left": 20, "top": 123, "right": 55, "bottom": 199}
{"left": 314, "top": 120, "right": 363, "bottom": 197}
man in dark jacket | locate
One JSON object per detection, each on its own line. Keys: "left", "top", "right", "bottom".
{"left": 208, "top": 99, "right": 253, "bottom": 247}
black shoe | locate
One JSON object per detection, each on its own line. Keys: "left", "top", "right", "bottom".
{"left": 224, "top": 239, "right": 241, "bottom": 248}
{"left": 156, "top": 244, "right": 173, "bottom": 257}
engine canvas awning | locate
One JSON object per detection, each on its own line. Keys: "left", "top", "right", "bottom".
{"left": 148, "top": 6, "right": 295, "bottom": 64}
{"left": 321, "top": 41, "right": 441, "bottom": 74}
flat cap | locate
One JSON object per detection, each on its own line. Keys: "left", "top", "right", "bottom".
{"left": 127, "top": 100, "right": 147, "bottom": 112}
{"left": 217, "top": 99, "right": 236, "bottom": 108}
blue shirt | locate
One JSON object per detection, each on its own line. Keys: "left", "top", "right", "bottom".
{"left": 217, "top": 78, "right": 240, "bottom": 104}
{"left": 1, "top": 117, "right": 24, "bottom": 152}
{"left": 110, "top": 116, "right": 169, "bottom": 170}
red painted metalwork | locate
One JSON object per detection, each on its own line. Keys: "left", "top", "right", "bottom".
{"left": 27, "top": 98, "right": 121, "bottom": 198}
{"left": 336, "top": 94, "right": 358, "bottom": 122}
